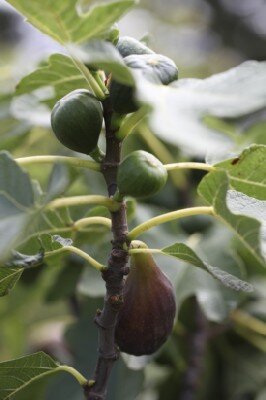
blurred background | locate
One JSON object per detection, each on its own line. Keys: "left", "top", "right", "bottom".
{"left": 0, "top": 1, "right": 266, "bottom": 399}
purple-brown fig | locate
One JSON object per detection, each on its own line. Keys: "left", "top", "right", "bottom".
{"left": 115, "top": 249, "right": 176, "bottom": 356}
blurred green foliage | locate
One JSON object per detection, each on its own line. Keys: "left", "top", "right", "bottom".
{"left": 0, "top": 1, "right": 265, "bottom": 400}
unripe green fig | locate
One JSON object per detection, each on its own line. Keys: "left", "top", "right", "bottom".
{"left": 109, "top": 82, "right": 137, "bottom": 114}
{"left": 117, "top": 150, "right": 167, "bottom": 198}
{"left": 110, "top": 53, "right": 178, "bottom": 114}
{"left": 117, "top": 36, "right": 154, "bottom": 58}
{"left": 115, "top": 249, "right": 176, "bottom": 355}
{"left": 51, "top": 89, "right": 103, "bottom": 155}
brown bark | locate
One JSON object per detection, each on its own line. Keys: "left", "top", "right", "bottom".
{"left": 85, "top": 98, "right": 130, "bottom": 400}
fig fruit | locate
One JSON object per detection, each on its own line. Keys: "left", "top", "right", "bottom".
{"left": 117, "top": 150, "right": 167, "bottom": 198}
{"left": 51, "top": 89, "right": 103, "bottom": 155}
{"left": 110, "top": 53, "right": 178, "bottom": 114}
{"left": 124, "top": 53, "right": 178, "bottom": 85}
{"left": 117, "top": 36, "right": 154, "bottom": 58}
{"left": 115, "top": 249, "right": 176, "bottom": 355}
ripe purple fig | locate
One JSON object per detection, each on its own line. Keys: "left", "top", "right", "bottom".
{"left": 115, "top": 248, "right": 176, "bottom": 356}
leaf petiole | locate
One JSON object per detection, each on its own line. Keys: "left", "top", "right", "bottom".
{"left": 58, "top": 365, "right": 88, "bottom": 386}
{"left": 73, "top": 216, "right": 111, "bottom": 230}
{"left": 46, "top": 195, "right": 119, "bottom": 212}
{"left": 71, "top": 56, "right": 106, "bottom": 100}
{"left": 45, "top": 245, "right": 105, "bottom": 271}
{"left": 165, "top": 162, "right": 216, "bottom": 172}
{"left": 129, "top": 248, "right": 161, "bottom": 255}
{"left": 128, "top": 206, "right": 214, "bottom": 239}
{"left": 116, "top": 107, "right": 149, "bottom": 140}
{"left": 16, "top": 155, "right": 101, "bottom": 171}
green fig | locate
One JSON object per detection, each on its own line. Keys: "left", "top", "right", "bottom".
{"left": 117, "top": 150, "right": 168, "bottom": 198}
{"left": 115, "top": 249, "right": 176, "bottom": 355}
{"left": 110, "top": 53, "right": 178, "bottom": 114}
{"left": 117, "top": 36, "right": 154, "bottom": 58}
{"left": 51, "top": 89, "right": 103, "bottom": 155}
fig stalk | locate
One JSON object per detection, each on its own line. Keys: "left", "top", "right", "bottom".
{"left": 86, "top": 98, "right": 130, "bottom": 400}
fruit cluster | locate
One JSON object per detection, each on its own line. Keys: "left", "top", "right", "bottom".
{"left": 50, "top": 37, "right": 177, "bottom": 355}
{"left": 110, "top": 36, "right": 178, "bottom": 114}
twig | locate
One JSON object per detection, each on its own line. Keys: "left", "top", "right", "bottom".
{"left": 85, "top": 98, "right": 130, "bottom": 400}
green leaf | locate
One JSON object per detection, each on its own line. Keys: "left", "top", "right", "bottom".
{"left": 198, "top": 170, "right": 265, "bottom": 266}
{"left": 0, "top": 352, "right": 87, "bottom": 399}
{"left": 46, "top": 300, "right": 144, "bottom": 400}
{"left": 39, "top": 234, "right": 73, "bottom": 252}
{"left": 0, "top": 151, "right": 34, "bottom": 208}
{"left": 162, "top": 243, "right": 253, "bottom": 292}
{"left": 135, "top": 61, "right": 266, "bottom": 158}
{"left": 217, "top": 144, "right": 266, "bottom": 200}
{"left": 46, "top": 255, "right": 84, "bottom": 302}
{"left": 174, "top": 265, "right": 230, "bottom": 322}
{"left": 16, "top": 54, "right": 89, "bottom": 106}
{"left": 70, "top": 40, "right": 134, "bottom": 84}
{"left": 5, "top": 250, "right": 44, "bottom": 269}
{"left": 53, "top": 235, "right": 73, "bottom": 247}
{"left": 45, "top": 164, "right": 70, "bottom": 202}
{"left": 0, "top": 352, "right": 59, "bottom": 400}
{"left": 226, "top": 190, "right": 266, "bottom": 261}
{"left": 0, "top": 267, "right": 22, "bottom": 297}
{"left": 0, "top": 97, "right": 30, "bottom": 150}
{"left": 6, "top": 0, "right": 135, "bottom": 45}
{"left": 16, "top": 43, "right": 133, "bottom": 106}
{"left": 0, "top": 152, "right": 35, "bottom": 261}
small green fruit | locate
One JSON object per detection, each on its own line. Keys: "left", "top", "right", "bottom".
{"left": 109, "top": 82, "right": 137, "bottom": 114}
{"left": 117, "top": 150, "right": 167, "bottom": 198}
{"left": 110, "top": 53, "right": 178, "bottom": 114}
{"left": 51, "top": 89, "right": 103, "bottom": 155}
{"left": 117, "top": 36, "right": 154, "bottom": 58}
{"left": 115, "top": 250, "right": 176, "bottom": 355}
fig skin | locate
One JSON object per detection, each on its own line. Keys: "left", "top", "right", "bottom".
{"left": 117, "top": 150, "right": 168, "bottom": 199}
{"left": 51, "top": 89, "right": 103, "bottom": 155}
{"left": 115, "top": 251, "right": 176, "bottom": 356}
{"left": 109, "top": 53, "right": 178, "bottom": 114}
{"left": 116, "top": 36, "right": 154, "bottom": 58}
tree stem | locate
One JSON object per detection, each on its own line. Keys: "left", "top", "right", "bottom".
{"left": 85, "top": 98, "right": 130, "bottom": 400}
